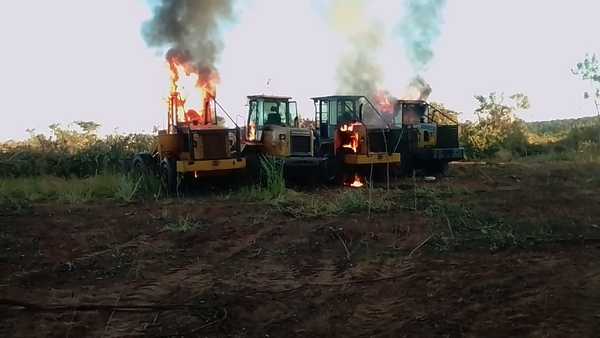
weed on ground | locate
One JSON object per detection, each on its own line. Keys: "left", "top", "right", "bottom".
{"left": 164, "top": 215, "right": 207, "bottom": 233}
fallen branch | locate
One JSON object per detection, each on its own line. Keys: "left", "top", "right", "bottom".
{"left": 0, "top": 299, "right": 213, "bottom": 313}
{"left": 328, "top": 226, "right": 351, "bottom": 261}
{"left": 408, "top": 234, "right": 434, "bottom": 257}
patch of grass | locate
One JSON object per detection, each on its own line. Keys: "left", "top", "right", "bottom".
{"left": 259, "top": 155, "right": 286, "bottom": 197}
{"left": 0, "top": 174, "right": 160, "bottom": 206}
{"left": 273, "top": 190, "right": 338, "bottom": 218}
{"left": 164, "top": 215, "right": 206, "bottom": 233}
{"left": 0, "top": 195, "right": 32, "bottom": 215}
{"left": 522, "top": 146, "right": 600, "bottom": 164}
{"left": 336, "top": 189, "right": 394, "bottom": 214}
{"left": 417, "top": 187, "right": 557, "bottom": 252}
{"left": 234, "top": 155, "right": 286, "bottom": 201}
{"left": 57, "top": 183, "right": 93, "bottom": 204}
{"left": 273, "top": 188, "right": 396, "bottom": 219}
{"left": 114, "top": 175, "right": 143, "bottom": 202}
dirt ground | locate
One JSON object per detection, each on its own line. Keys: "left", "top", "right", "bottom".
{"left": 2, "top": 162, "right": 600, "bottom": 337}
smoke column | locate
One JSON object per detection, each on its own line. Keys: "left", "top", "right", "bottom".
{"left": 142, "top": 0, "right": 235, "bottom": 75}
{"left": 331, "top": 0, "right": 384, "bottom": 97}
{"left": 397, "top": 0, "right": 447, "bottom": 73}
{"left": 336, "top": 28, "right": 384, "bottom": 96}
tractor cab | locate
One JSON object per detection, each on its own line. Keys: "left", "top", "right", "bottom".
{"left": 392, "top": 99, "right": 464, "bottom": 174}
{"left": 244, "top": 95, "right": 319, "bottom": 171}
{"left": 392, "top": 100, "right": 437, "bottom": 148}
{"left": 313, "top": 95, "right": 387, "bottom": 140}
{"left": 246, "top": 95, "right": 299, "bottom": 143}
{"left": 312, "top": 95, "right": 400, "bottom": 173}
{"left": 392, "top": 100, "right": 428, "bottom": 126}
{"left": 167, "top": 91, "right": 220, "bottom": 131}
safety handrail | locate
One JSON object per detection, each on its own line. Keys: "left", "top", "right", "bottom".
{"left": 427, "top": 104, "right": 459, "bottom": 125}
{"left": 214, "top": 98, "right": 239, "bottom": 129}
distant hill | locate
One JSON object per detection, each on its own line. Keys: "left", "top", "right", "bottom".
{"left": 526, "top": 115, "right": 599, "bottom": 135}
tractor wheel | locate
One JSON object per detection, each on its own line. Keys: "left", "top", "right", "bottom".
{"left": 243, "top": 150, "right": 260, "bottom": 185}
{"left": 425, "top": 160, "right": 449, "bottom": 177}
{"left": 305, "top": 165, "right": 320, "bottom": 188}
{"left": 160, "top": 159, "right": 177, "bottom": 196}
{"left": 320, "top": 158, "right": 338, "bottom": 184}
{"left": 399, "top": 153, "right": 415, "bottom": 177}
{"left": 132, "top": 153, "right": 155, "bottom": 177}
{"left": 438, "top": 160, "right": 450, "bottom": 176}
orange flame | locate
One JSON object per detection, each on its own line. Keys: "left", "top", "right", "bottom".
{"left": 340, "top": 123, "right": 360, "bottom": 153}
{"left": 248, "top": 121, "right": 256, "bottom": 141}
{"left": 374, "top": 90, "right": 394, "bottom": 114}
{"left": 347, "top": 174, "right": 365, "bottom": 188}
{"left": 166, "top": 56, "right": 219, "bottom": 126}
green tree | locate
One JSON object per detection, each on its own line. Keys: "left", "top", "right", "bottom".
{"left": 573, "top": 54, "right": 600, "bottom": 144}
{"left": 461, "top": 92, "right": 530, "bottom": 158}
{"left": 572, "top": 54, "right": 600, "bottom": 116}
{"left": 429, "top": 101, "right": 459, "bottom": 125}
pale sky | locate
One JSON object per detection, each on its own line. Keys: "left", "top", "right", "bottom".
{"left": 0, "top": 0, "right": 598, "bottom": 141}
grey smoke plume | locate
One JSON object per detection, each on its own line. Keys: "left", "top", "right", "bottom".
{"left": 397, "top": 0, "right": 447, "bottom": 73}
{"left": 329, "top": 0, "right": 383, "bottom": 97}
{"left": 406, "top": 76, "right": 432, "bottom": 100}
{"left": 142, "top": 0, "right": 234, "bottom": 74}
{"left": 336, "top": 28, "right": 384, "bottom": 96}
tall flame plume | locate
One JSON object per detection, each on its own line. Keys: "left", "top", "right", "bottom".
{"left": 166, "top": 50, "right": 218, "bottom": 126}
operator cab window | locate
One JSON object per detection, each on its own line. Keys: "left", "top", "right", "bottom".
{"left": 249, "top": 100, "right": 258, "bottom": 124}
{"left": 403, "top": 103, "right": 427, "bottom": 125}
{"left": 338, "top": 99, "right": 357, "bottom": 123}
{"left": 393, "top": 103, "right": 403, "bottom": 127}
{"left": 320, "top": 100, "right": 329, "bottom": 123}
{"left": 289, "top": 101, "right": 299, "bottom": 127}
{"left": 263, "top": 101, "right": 288, "bottom": 126}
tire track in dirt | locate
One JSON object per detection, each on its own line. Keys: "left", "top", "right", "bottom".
{"left": 99, "top": 208, "right": 291, "bottom": 337}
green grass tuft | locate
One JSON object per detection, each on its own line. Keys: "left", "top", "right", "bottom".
{"left": 0, "top": 173, "right": 160, "bottom": 208}
{"left": 164, "top": 215, "right": 206, "bottom": 233}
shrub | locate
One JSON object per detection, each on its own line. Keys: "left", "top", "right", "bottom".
{"left": 0, "top": 122, "right": 155, "bottom": 178}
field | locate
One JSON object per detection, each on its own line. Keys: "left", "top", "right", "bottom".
{"left": 2, "top": 159, "right": 600, "bottom": 337}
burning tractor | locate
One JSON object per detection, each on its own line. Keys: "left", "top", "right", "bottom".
{"left": 243, "top": 95, "right": 324, "bottom": 182}
{"left": 389, "top": 99, "right": 464, "bottom": 175}
{"left": 312, "top": 95, "right": 402, "bottom": 186}
{"left": 133, "top": 56, "right": 245, "bottom": 194}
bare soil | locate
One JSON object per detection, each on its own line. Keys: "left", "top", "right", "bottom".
{"left": 2, "top": 162, "right": 600, "bottom": 337}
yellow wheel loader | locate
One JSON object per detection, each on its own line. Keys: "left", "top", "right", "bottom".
{"left": 389, "top": 99, "right": 464, "bottom": 175}
{"left": 312, "top": 95, "right": 401, "bottom": 185}
{"left": 243, "top": 95, "right": 324, "bottom": 183}
{"left": 133, "top": 91, "right": 245, "bottom": 195}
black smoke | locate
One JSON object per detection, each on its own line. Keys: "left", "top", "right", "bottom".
{"left": 142, "top": 0, "right": 235, "bottom": 73}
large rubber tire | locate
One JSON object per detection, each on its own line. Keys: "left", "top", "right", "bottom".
{"left": 243, "top": 148, "right": 260, "bottom": 185}
{"left": 439, "top": 160, "right": 450, "bottom": 177}
{"left": 399, "top": 153, "right": 415, "bottom": 177}
{"left": 132, "top": 153, "right": 156, "bottom": 177}
{"left": 160, "top": 159, "right": 178, "bottom": 196}
{"left": 320, "top": 158, "right": 338, "bottom": 184}
{"left": 425, "top": 160, "right": 449, "bottom": 177}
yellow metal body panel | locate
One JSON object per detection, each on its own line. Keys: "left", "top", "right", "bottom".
{"left": 158, "top": 133, "right": 181, "bottom": 155}
{"left": 261, "top": 126, "right": 314, "bottom": 158}
{"left": 192, "top": 133, "right": 204, "bottom": 159}
{"left": 262, "top": 126, "right": 290, "bottom": 157}
{"left": 176, "top": 158, "right": 246, "bottom": 173}
{"left": 344, "top": 153, "right": 401, "bottom": 165}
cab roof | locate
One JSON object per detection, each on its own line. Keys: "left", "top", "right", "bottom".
{"left": 396, "top": 99, "right": 428, "bottom": 104}
{"left": 247, "top": 95, "right": 292, "bottom": 101}
{"left": 311, "top": 95, "right": 366, "bottom": 101}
